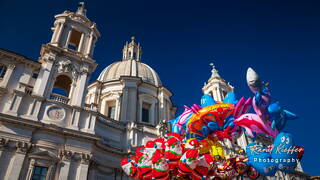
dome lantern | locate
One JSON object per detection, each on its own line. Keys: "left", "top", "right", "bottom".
{"left": 98, "top": 37, "right": 161, "bottom": 86}
{"left": 122, "top": 36, "right": 142, "bottom": 61}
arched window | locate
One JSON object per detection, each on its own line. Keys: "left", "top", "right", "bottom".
{"left": 0, "top": 64, "right": 7, "bottom": 78}
{"left": 52, "top": 75, "right": 72, "bottom": 96}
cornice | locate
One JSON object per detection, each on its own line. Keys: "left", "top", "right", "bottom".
{"left": 0, "top": 48, "right": 40, "bottom": 69}
{"left": 0, "top": 113, "right": 100, "bottom": 141}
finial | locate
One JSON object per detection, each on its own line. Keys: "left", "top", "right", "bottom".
{"left": 210, "top": 62, "right": 220, "bottom": 77}
{"left": 79, "top": 2, "right": 85, "bottom": 8}
{"left": 76, "top": 2, "right": 87, "bottom": 16}
{"left": 209, "top": 63, "right": 215, "bottom": 69}
{"left": 131, "top": 36, "right": 136, "bottom": 42}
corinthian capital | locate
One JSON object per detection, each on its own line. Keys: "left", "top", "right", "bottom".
{"left": 8, "top": 64, "right": 16, "bottom": 70}
{"left": 60, "top": 150, "right": 73, "bottom": 162}
{"left": 16, "top": 141, "right": 31, "bottom": 154}
{"left": 80, "top": 153, "right": 92, "bottom": 165}
{"left": 0, "top": 138, "right": 9, "bottom": 149}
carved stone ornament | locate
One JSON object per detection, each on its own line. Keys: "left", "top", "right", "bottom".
{"left": 47, "top": 106, "right": 66, "bottom": 121}
{"left": 60, "top": 150, "right": 73, "bottom": 161}
{"left": 16, "top": 141, "right": 31, "bottom": 154}
{"left": 80, "top": 153, "right": 92, "bottom": 165}
{"left": 56, "top": 60, "right": 79, "bottom": 80}
{"left": 0, "top": 138, "right": 9, "bottom": 148}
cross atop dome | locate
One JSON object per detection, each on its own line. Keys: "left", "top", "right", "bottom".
{"left": 122, "top": 36, "right": 142, "bottom": 61}
{"left": 76, "top": 2, "right": 87, "bottom": 17}
{"left": 210, "top": 63, "right": 220, "bottom": 78}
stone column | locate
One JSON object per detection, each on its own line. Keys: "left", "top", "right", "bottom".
{"left": 58, "top": 150, "right": 73, "bottom": 180}
{"left": 0, "top": 64, "right": 15, "bottom": 88}
{"left": 56, "top": 23, "right": 65, "bottom": 46}
{"left": 90, "top": 38, "right": 97, "bottom": 57}
{"left": 0, "top": 147, "right": 14, "bottom": 179}
{"left": 32, "top": 58, "right": 54, "bottom": 97}
{"left": 64, "top": 26, "right": 72, "bottom": 48}
{"left": 83, "top": 113, "right": 96, "bottom": 133}
{"left": 0, "top": 138, "right": 9, "bottom": 170}
{"left": 68, "top": 82, "right": 77, "bottom": 104}
{"left": 6, "top": 142, "right": 29, "bottom": 180}
{"left": 72, "top": 71, "right": 88, "bottom": 107}
{"left": 115, "top": 98, "right": 120, "bottom": 120}
{"left": 51, "top": 22, "right": 61, "bottom": 43}
{"left": 86, "top": 34, "right": 94, "bottom": 55}
{"left": 70, "top": 109, "right": 81, "bottom": 130}
{"left": 77, "top": 153, "right": 91, "bottom": 180}
{"left": 77, "top": 33, "right": 85, "bottom": 53}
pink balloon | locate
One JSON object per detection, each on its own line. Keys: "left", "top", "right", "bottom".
{"left": 234, "top": 113, "right": 278, "bottom": 138}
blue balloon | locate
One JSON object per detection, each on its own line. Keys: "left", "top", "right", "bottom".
{"left": 272, "top": 132, "right": 299, "bottom": 173}
{"left": 246, "top": 143, "right": 277, "bottom": 176}
{"left": 200, "top": 94, "right": 216, "bottom": 107}
{"left": 223, "top": 92, "right": 238, "bottom": 104}
{"left": 223, "top": 116, "right": 235, "bottom": 129}
{"left": 246, "top": 132, "right": 302, "bottom": 176}
{"left": 268, "top": 102, "right": 298, "bottom": 131}
{"left": 254, "top": 92, "right": 263, "bottom": 106}
{"left": 207, "top": 121, "right": 219, "bottom": 131}
{"left": 168, "top": 117, "right": 181, "bottom": 134}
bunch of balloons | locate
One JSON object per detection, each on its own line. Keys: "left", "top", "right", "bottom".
{"left": 121, "top": 132, "right": 260, "bottom": 180}
{"left": 120, "top": 67, "right": 305, "bottom": 179}
{"left": 169, "top": 91, "right": 252, "bottom": 143}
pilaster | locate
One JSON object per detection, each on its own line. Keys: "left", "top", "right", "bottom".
{"left": 69, "top": 109, "right": 81, "bottom": 130}
{"left": 78, "top": 153, "right": 91, "bottom": 180}
{"left": 5, "top": 142, "right": 30, "bottom": 180}
{"left": 3, "top": 90, "right": 24, "bottom": 116}
{"left": 58, "top": 150, "right": 73, "bottom": 180}
{"left": 120, "top": 77, "right": 140, "bottom": 122}
{"left": 0, "top": 64, "right": 15, "bottom": 88}
{"left": 32, "top": 56, "right": 55, "bottom": 97}
{"left": 72, "top": 71, "right": 88, "bottom": 107}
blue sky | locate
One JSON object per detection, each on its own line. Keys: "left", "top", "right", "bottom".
{"left": 0, "top": 0, "right": 319, "bottom": 176}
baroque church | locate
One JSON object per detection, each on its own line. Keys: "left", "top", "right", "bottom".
{"left": 0, "top": 3, "right": 310, "bottom": 180}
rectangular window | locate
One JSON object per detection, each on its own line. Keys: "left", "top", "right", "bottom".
{"left": 0, "top": 65, "right": 7, "bottom": 78}
{"left": 142, "top": 103, "right": 151, "bottom": 123}
{"left": 32, "top": 166, "right": 48, "bottom": 180}
{"left": 108, "top": 106, "right": 116, "bottom": 119}
{"left": 32, "top": 73, "right": 38, "bottom": 79}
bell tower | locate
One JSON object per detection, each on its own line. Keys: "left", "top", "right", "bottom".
{"left": 49, "top": 2, "right": 99, "bottom": 57}
{"left": 32, "top": 2, "right": 100, "bottom": 108}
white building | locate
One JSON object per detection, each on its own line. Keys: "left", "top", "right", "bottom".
{"left": 0, "top": 3, "right": 309, "bottom": 180}
{"left": 0, "top": 3, "right": 175, "bottom": 180}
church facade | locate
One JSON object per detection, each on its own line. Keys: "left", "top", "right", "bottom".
{"left": 0, "top": 3, "right": 309, "bottom": 180}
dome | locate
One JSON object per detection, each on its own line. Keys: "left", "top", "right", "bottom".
{"left": 97, "top": 59, "right": 162, "bottom": 86}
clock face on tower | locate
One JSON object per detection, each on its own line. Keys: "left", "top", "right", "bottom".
{"left": 47, "top": 106, "right": 66, "bottom": 121}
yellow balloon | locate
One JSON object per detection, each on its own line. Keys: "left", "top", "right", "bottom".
{"left": 208, "top": 140, "right": 225, "bottom": 159}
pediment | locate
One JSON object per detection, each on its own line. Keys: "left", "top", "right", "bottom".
{"left": 28, "top": 150, "right": 60, "bottom": 162}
